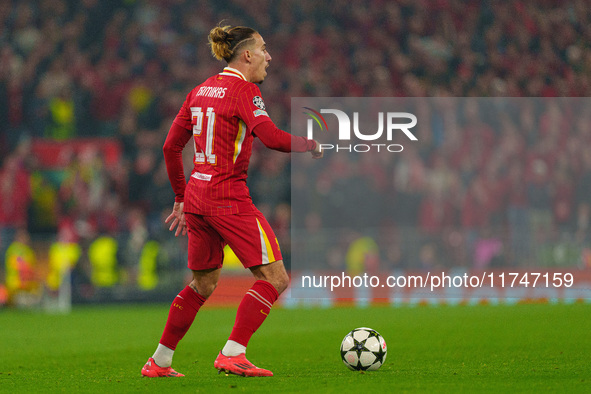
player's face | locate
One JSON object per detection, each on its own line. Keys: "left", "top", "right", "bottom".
{"left": 250, "top": 34, "right": 272, "bottom": 84}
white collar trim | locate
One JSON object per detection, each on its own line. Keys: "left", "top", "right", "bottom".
{"left": 219, "top": 67, "right": 247, "bottom": 81}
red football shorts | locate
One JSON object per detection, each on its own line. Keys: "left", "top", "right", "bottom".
{"left": 185, "top": 210, "right": 282, "bottom": 271}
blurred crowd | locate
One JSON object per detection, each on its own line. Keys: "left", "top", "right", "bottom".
{"left": 1, "top": 0, "right": 591, "bottom": 282}
{"left": 292, "top": 98, "right": 591, "bottom": 272}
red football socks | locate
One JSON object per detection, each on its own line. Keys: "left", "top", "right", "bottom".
{"left": 159, "top": 286, "right": 206, "bottom": 350}
{"left": 228, "top": 280, "right": 279, "bottom": 347}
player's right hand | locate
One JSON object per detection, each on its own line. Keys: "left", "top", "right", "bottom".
{"left": 165, "top": 202, "right": 187, "bottom": 236}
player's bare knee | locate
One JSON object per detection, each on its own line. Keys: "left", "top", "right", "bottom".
{"left": 251, "top": 260, "right": 289, "bottom": 294}
{"left": 190, "top": 268, "right": 221, "bottom": 299}
{"left": 189, "top": 279, "right": 216, "bottom": 299}
{"left": 277, "top": 274, "right": 290, "bottom": 295}
{"left": 270, "top": 271, "right": 289, "bottom": 295}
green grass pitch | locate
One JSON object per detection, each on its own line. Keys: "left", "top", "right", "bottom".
{"left": 1, "top": 302, "right": 589, "bottom": 393}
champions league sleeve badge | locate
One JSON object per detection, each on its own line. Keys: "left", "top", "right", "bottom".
{"left": 253, "top": 96, "right": 266, "bottom": 110}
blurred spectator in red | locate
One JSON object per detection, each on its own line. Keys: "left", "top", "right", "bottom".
{"left": 526, "top": 158, "right": 553, "bottom": 243}
{"left": 418, "top": 187, "right": 455, "bottom": 236}
{"left": 505, "top": 160, "right": 529, "bottom": 265}
{"left": 0, "top": 150, "right": 31, "bottom": 259}
{"left": 552, "top": 156, "right": 575, "bottom": 233}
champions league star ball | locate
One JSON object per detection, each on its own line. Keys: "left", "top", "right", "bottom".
{"left": 340, "top": 327, "right": 387, "bottom": 371}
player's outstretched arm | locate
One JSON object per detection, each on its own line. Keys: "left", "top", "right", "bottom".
{"left": 253, "top": 120, "right": 317, "bottom": 154}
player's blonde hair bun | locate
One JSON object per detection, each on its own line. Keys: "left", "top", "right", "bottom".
{"left": 208, "top": 24, "right": 258, "bottom": 63}
{"left": 209, "top": 25, "right": 233, "bottom": 61}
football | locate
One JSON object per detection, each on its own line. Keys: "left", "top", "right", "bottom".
{"left": 340, "top": 327, "right": 387, "bottom": 371}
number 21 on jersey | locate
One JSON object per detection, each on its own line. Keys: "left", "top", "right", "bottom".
{"left": 190, "top": 106, "right": 216, "bottom": 165}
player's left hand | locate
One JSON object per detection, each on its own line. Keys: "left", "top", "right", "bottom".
{"left": 311, "top": 140, "right": 323, "bottom": 159}
{"left": 165, "top": 202, "right": 187, "bottom": 236}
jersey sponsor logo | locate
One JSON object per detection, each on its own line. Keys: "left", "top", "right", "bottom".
{"left": 253, "top": 109, "right": 268, "bottom": 117}
{"left": 252, "top": 96, "right": 266, "bottom": 110}
{"left": 191, "top": 171, "right": 213, "bottom": 181}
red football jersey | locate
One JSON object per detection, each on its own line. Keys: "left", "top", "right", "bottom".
{"left": 172, "top": 67, "right": 290, "bottom": 216}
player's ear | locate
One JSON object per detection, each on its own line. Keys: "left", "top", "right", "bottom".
{"left": 243, "top": 49, "right": 252, "bottom": 63}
